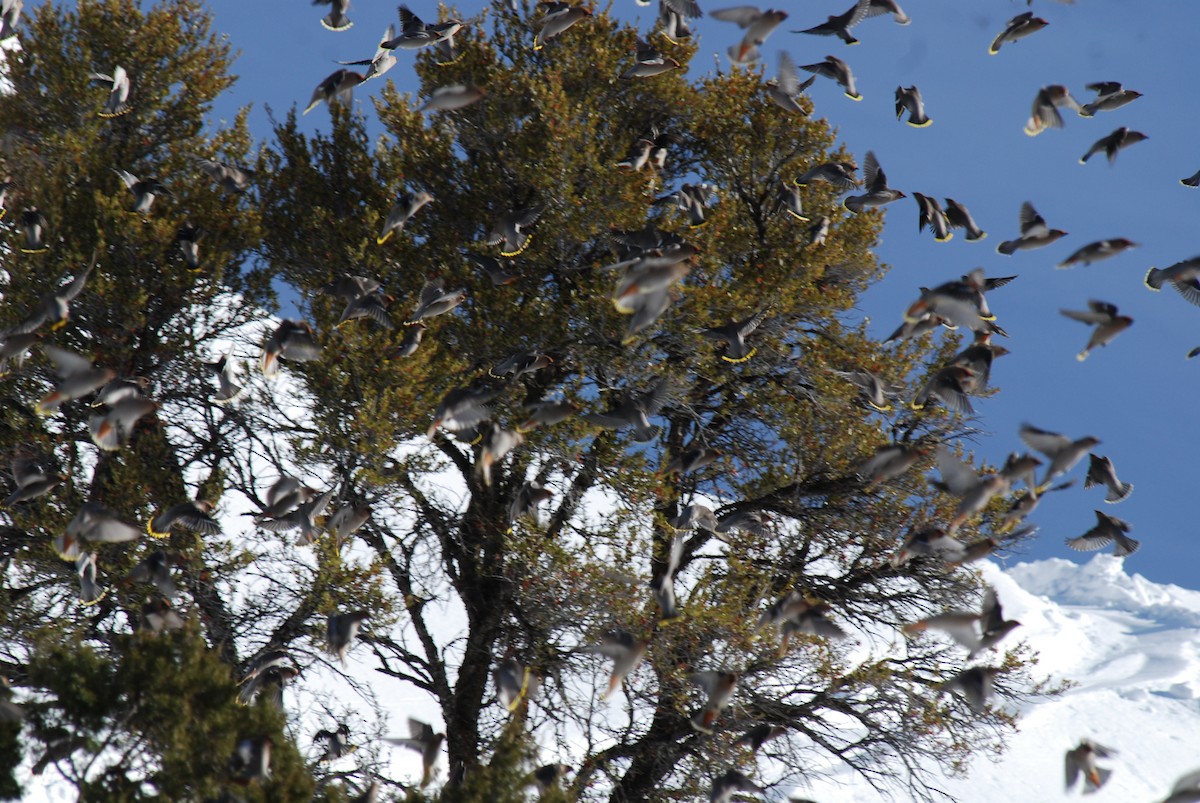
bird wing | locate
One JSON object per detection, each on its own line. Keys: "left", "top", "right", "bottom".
{"left": 60, "top": 253, "right": 96, "bottom": 302}
{"left": 1060, "top": 308, "right": 1111, "bottom": 325}
{"left": 1017, "top": 201, "right": 1048, "bottom": 237}
{"left": 860, "top": 150, "right": 882, "bottom": 191}
{"left": 935, "top": 446, "right": 981, "bottom": 496}
{"left": 43, "top": 345, "right": 93, "bottom": 378}
{"left": 777, "top": 51, "right": 801, "bottom": 95}
{"left": 1018, "top": 424, "right": 1071, "bottom": 455}
{"left": 710, "top": 6, "right": 762, "bottom": 28}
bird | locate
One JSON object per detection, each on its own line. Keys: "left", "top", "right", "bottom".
{"left": 303, "top": 69, "right": 365, "bottom": 114}
{"left": 55, "top": 500, "right": 142, "bottom": 561}
{"left": 339, "top": 24, "right": 399, "bottom": 79}
{"left": 1145, "top": 256, "right": 1200, "bottom": 306}
{"left": 1078, "top": 81, "right": 1142, "bottom": 117}
{"left": 173, "top": 222, "right": 204, "bottom": 269}
{"left": 1065, "top": 739, "right": 1116, "bottom": 794}
{"left": 229, "top": 736, "right": 273, "bottom": 783}
{"left": 250, "top": 476, "right": 315, "bottom": 522}
{"left": 895, "top": 85, "right": 931, "bottom": 126}
{"left": 793, "top": 0, "right": 870, "bottom": 46}
{"left": 518, "top": 400, "right": 578, "bottom": 432}
{"left": 911, "top": 365, "right": 975, "bottom": 416}
{"left": 113, "top": 169, "right": 169, "bottom": 215}
{"left": 485, "top": 206, "right": 543, "bottom": 257}
{"left": 948, "top": 333, "right": 1009, "bottom": 394}
{"left": 19, "top": 207, "right": 49, "bottom": 254}
{"left": 314, "top": 0, "right": 352, "bottom": 31}
{"left": 0, "top": 0, "right": 20, "bottom": 41}
{"left": 314, "top": 723, "right": 356, "bottom": 762}
{"left": 902, "top": 587, "right": 1020, "bottom": 659}
{"left": 944, "top": 198, "right": 986, "bottom": 241}
{"left": 856, "top": 443, "right": 928, "bottom": 485}
{"left": 507, "top": 481, "right": 553, "bottom": 525}
{"left": 202, "top": 351, "right": 246, "bottom": 404}
{"left": 90, "top": 65, "right": 132, "bottom": 117}
{"left": 36, "top": 346, "right": 116, "bottom": 416}
{"left": 4, "top": 454, "right": 63, "bottom": 507}
{"left": 9, "top": 256, "right": 93, "bottom": 333}
{"left": 655, "top": 182, "right": 718, "bottom": 228}
{"left": 581, "top": 377, "right": 670, "bottom": 443}
{"left": 1056, "top": 238, "right": 1138, "bottom": 268}
{"left": 620, "top": 37, "right": 679, "bottom": 79}
{"left": 407, "top": 278, "right": 466, "bottom": 324}
{"left": 942, "top": 666, "right": 1000, "bottom": 713}
{"left": 734, "top": 724, "right": 788, "bottom": 753}
{"left": 889, "top": 526, "right": 966, "bottom": 567}
{"left": 774, "top": 181, "right": 809, "bottom": 221}
{"left": 1084, "top": 453, "right": 1133, "bottom": 504}
{"left": 489, "top": 351, "right": 553, "bottom": 379}
{"left": 1059, "top": 300, "right": 1133, "bottom": 361}
{"left": 759, "top": 592, "right": 848, "bottom": 651}
{"left": 139, "top": 595, "right": 184, "bottom": 634}
{"left": 327, "top": 610, "right": 369, "bottom": 665}
{"left": 531, "top": 763, "right": 573, "bottom": 793}
{"left": 493, "top": 654, "right": 533, "bottom": 711}
{"left": 932, "top": 446, "right": 1012, "bottom": 531}
{"left": 710, "top": 769, "right": 764, "bottom": 803}
{"left": 1079, "top": 126, "right": 1148, "bottom": 165}
{"left": 259, "top": 487, "right": 335, "bottom": 544}
{"left": 765, "top": 52, "right": 815, "bottom": 114}
{"left": 326, "top": 502, "right": 372, "bottom": 546}
{"left": 997, "top": 201, "right": 1067, "bottom": 254}
{"left": 711, "top": 6, "right": 789, "bottom": 64}
{"left": 989, "top": 11, "right": 1048, "bottom": 55}
{"left": 197, "top": 158, "right": 256, "bottom": 193}
{"left": 0, "top": 176, "right": 10, "bottom": 220}
{"left": 419, "top": 84, "right": 486, "bottom": 112}
{"left": 380, "top": 5, "right": 436, "bottom": 49}
{"left": 912, "top": 192, "right": 951, "bottom": 241}
{"left": 833, "top": 368, "right": 903, "bottom": 412}
{"left": 577, "top": 630, "right": 648, "bottom": 699}
{"left": 533, "top": 2, "right": 592, "bottom": 51}
{"left": 903, "top": 270, "right": 1001, "bottom": 334}
{"left": 670, "top": 503, "right": 719, "bottom": 532}
{"left": 689, "top": 670, "right": 738, "bottom": 733}
{"left": 385, "top": 719, "right": 445, "bottom": 787}
{"left": 125, "top": 550, "right": 180, "bottom": 599}
{"left": 478, "top": 424, "right": 523, "bottom": 487}
{"left": 261, "top": 320, "right": 321, "bottom": 378}
{"left": 866, "top": 0, "right": 908, "bottom": 25}
{"left": 1019, "top": 423, "right": 1100, "bottom": 487}
{"left": 799, "top": 54, "right": 860, "bottom": 100}
{"left": 795, "top": 160, "right": 859, "bottom": 189}
{"left": 147, "top": 500, "right": 221, "bottom": 537}
{"left": 1067, "top": 511, "right": 1140, "bottom": 557}
{"left": 844, "top": 151, "right": 904, "bottom": 212}
{"left": 649, "top": 532, "right": 684, "bottom": 622}
{"left": 1024, "top": 84, "right": 1081, "bottom": 137}
{"left": 701, "top": 308, "right": 770, "bottom": 363}
{"left": 89, "top": 396, "right": 157, "bottom": 452}
{"left": 1181, "top": 170, "right": 1200, "bottom": 189}
{"left": 428, "top": 382, "right": 503, "bottom": 438}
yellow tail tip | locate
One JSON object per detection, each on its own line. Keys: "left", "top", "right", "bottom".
{"left": 908, "top": 119, "right": 933, "bottom": 128}
{"left": 846, "top": 92, "right": 863, "bottom": 101}
{"left": 721, "top": 348, "right": 756, "bottom": 364}
{"left": 376, "top": 232, "right": 392, "bottom": 246}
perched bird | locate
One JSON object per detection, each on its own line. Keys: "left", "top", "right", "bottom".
{"left": 1065, "top": 739, "right": 1116, "bottom": 794}
{"left": 19, "top": 207, "right": 49, "bottom": 254}
{"left": 581, "top": 377, "right": 670, "bottom": 443}
{"left": 1025, "top": 84, "right": 1080, "bottom": 136}
{"left": 795, "top": 161, "right": 858, "bottom": 189}
{"left": 1057, "top": 238, "right": 1138, "bottom": 268}
{"left": 303, "top": 69, "right": 365, "bottom": 114}
{"left": 1079, "top": 81, "right": 1142, "bottom": 117}
{"left": 942, "top": 666, "right": 1000, "bottom": 713}
{"left": 997, "top": 201, "right": 1067, "bottom": 255}
{"left": 844, "top": 151, "right": 904, "bottom": 212}
{"left": 197, "top": 159, "right": 256, "bottom": 193}
{"left": 314, "top": 0, "right": 352, "bottom": 31}
{"left": 1059, "top": 300, "right": 1133, "bottom": 361}
{"left": 386, "top": 719, "right": 445, "bottom": 787}
{"left": 711, "top": 6, "right": 788, "bottom": 64}
{"left": 261, "top": 319, "right": 321, "bottom": 378}
{"left": 1084, "top": 454, "right": 1133, "bottom": 504}
{"left": 9, "top": 256, "right": 93, "bottom": 333}
{"left": 4, "top": 454, "right": 63, "bottom": 507}
{"left": 533, "top": 2, "right": 592, "bottom": 51}
{"left": 944, "top": 198, "right": 986, "bottom": 241}
{"left": 793, "top": 0, "right": 870, "bottom": 46}
{"left": 1020, "top": 423, "right": 1100, "bottom": 487}
{"left": 710, "top": 769, "right": 764, "bottom": 803}
{"left": 765, "top": 52, "right": 815, "bottom": 114}
{"left": 903, "top": 587, "right": 1020, "bottom": 659}
{"left": 895, "top": 85, "right": 931, "bottom": 127}
{"left": 701, "top": 307, "right": 770, "bottom": 363}
{"left": 113, "top": 169, "right": 169, "bottom": 215}
{"left": 339, "top": 24, "right": 399, "bottom": 79}
{"left": 203, "top": 352, "right": 246, "bottom": 404}
{"left": 989, "top": 11, "right": 1048, "bottom": 55}
{"left": 621, "top": 37, "right": 679, "bottom": 79}
{"left": 799, "top": 54, "right": 861, "bottom": 100}
{"left": 314, "top": 723, "right": 356, "bottom": 762}
{"left": 419, "top": 84, "right": 486, "bottom": 112}
{"left": 36, "top": 346, "right": 116, "bottom": 416}
{"left": 689, "top": 670, "right": 738, "bottom": 733}
{"left": 407, "top": 278, "right": 467, "bottom": 324}
{"left": 912, "top": 192, "right": 951, "bottom": 241}
{"left": 578, "top": 630, "right": 648, "bottom": 699}
{"left": 90, "top": 65, "right": 132, "bottom": 117}
{"left": 377, "top": 191, "right": 434, "bottom": 245}
{"left": 174, "top": 222, "right": 204, "bottom": 269}
{"left": 486, "top": 206, "right": 543, "bottom": 257}
{"left": 147, "top": 500, "right": 221, "bottom": 537}
{"left": 1145, "top": 256, "right": 1200, "bottom": 306}
{"left": 1067, "top": 510, "right": 1140, "bottom": 556}
{"left": 327, "top": 610, "right": 369, "bottom": 665}
{"left": 1079, "top": 126, "right": 1148, "bottom": 165}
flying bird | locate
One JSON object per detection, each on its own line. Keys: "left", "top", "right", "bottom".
{"left": 793, "top": 0, "right": 870, "bottom": 46}
{"left": 997, "top": 201, "right": 1067, "bottom": 254}
{"left": 385, "top": 719, "right": 445, "bottom": 787}
{"left": 912, "top": 192, "right": 951, "bottom": 241}
{"left": 314, "top": 0, "right": 352, "bottom": 31}
{"left": 486, "top": 206, "right": 543, "bottom": 257}
{"left": 1084, "top": 453, "right": 1133, "bottom": 504}
{"left": 765, "top": 51, "right": 815, "bottom": 114}
{"left": 944, "top": 198, "right": 986, "bottom": 241}
{"left": 303, "top": 69, "right": 365, "bottom": 114}
{"left": 261, "top": 320, "right": 321, "bottom": 378}
{"left": 844, "top": 150, "right": 904, "bottom": 212}
{"left": 90, "top": 65, "right": 132, "bottom": 117}
{"left": 378, "top": 191, "right": 435, "bottom": 244}
{"left": 1079, "top": 81, "right": 1142, "bottom": 117}
{"left": 1059, "top": 300, "right": 1133, "bottom": 360}
{"left": 711, "top": 6, "right": 788, "bottom": 64}
{"left": 339, "top": 24, "right": 398, "bottom": 79}
{"left": 1065, "top": 739, "right": 1116, "bottom": 794}
{"left": 1079, "top": 126, "right": 1148, "bottom": 165}
{"left": 533, "top": 2, "right": 592, "bottom": 51}
{"left": 989, "top": 11, "right": 1048, "bottom": 55}
{"left": 895, "top": 85, "right": 931, "bottom": 127}
{"left": 1066, "top": 510, "right": 1140, "bottom": 557}
{"left": 577, "top": 630, "right": 648, "bottom": 699}
{"left": 1025, "top": 84, "right": 1080, "bottom": 136}
{"left": 799, "top": 54, "right": 860, "bottom": 100}
{"left": 1056, "top": 238, "right": 1138, "bottom": 268}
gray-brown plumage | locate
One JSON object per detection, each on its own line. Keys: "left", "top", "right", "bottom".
{"left": 911, "top": 365, "right": 974, "bottom": 416}
{"left": 1084, "top": 453, "right": 1133, "bottom": 504}
{"left": 895, "top": 85, "right": 931, "bottom": 127}
{"left": 1079, "top": 126, "right": 1148, "bottom": 165}
{"left": 90, "top": 65, "right": 132, "bottom": 117}
{"left": 1065, "top": 739, "right": 1116, "bottom": 793}
{"left": 765, "top": 51, "right": 815, "bottom": 114}
{"left": 260, "top": 487, "right": 335, "bottom": 544}
{"left": 203, "top": 351, "right": 246, "bottom": 404}
{"left": 799, "top": 54, "right": 861, "bottom": 100}
{"left": 711, "top": 769, "right": 764, "bottom": 803}
{"left": 833, "top": 368, "right": 903, "bottom": 412}
{"left": 702, "top": 307, "right": 770, "bottom": 363}
{"left": 262, "top": 320, "right": 321, "bottom": 378}
{"left": 1057, "top": 238, "right": 1138, "bottom": 268}
{"left": 794, "top": 0, "right": 869, "bottom": 46}
{"left": 942, "top": 666, "right": 1000, "bottom": 713}
{"left": 377, "top": 191, "right": 434, "bottom": 244}
{"left": 486, "top": 206, "right": 543, "bottom": 256}
{"left": 148, "top": 500, "right": 221, "bottom": 537}
{"left": 18, "top": 206, "right": 49, "bottom": 254}
{"left": 407, "top": 278, "right": 467, "bottom": 324}
{"left": 997, "top": 201, "right": 1067, "bottom": 254}
{"left": 36, "top": 346, "right": 116, "bottom": 416}
{"left": 989, "top": 11, "right": 1048, "bottom": 55}
{"left": 844, "top": 151, "right": 904, "bottom": 212}
{"left": 55, "top": 500, "right": 142, "bottom": 561}
{"left": 385, "top": 719, "right": 445, "bottom": 787}
{"left": 581, "top": 376, "right": 670, "bottom": 443}
{"left": 1066, "top": 510, "right": 1140, "bottom": 556}
{"left": 912, "top": 192, "right": 951, "bottom": 241}
{"left": 197, "top": 158, "right": 256, "bottom": 193}
{"left": 428, "top": 382, "right": 503, "bottom": 438}
{"left": 711, "top": 6, "right": 789, "bottom": 64}
{"left": 9, "top": 256, "right": 93, "bottom": 334}
{"left": 1079, "top": 81, "right": 1141, "bottom": 117}
{"left": 478, "top": 424, "right": 523, "bottom": 487}
{"left": 314, "top": 0, "right": 352, "bottom": 31}
{"left": 1025, "top": 84, "right": 1080, "bottom": 136}
{"left": 419, "top": 84, "right": 486, "bottom": 112}
{"left": 327, "top": 610, "right": 370, "bottom": 665}
{"left": 795, "top": 160, "right": 858, "bottom": 189}
{"left": 174, "top": 222, "right": 204, "bottom": 269}
{"left": 89, "top": 396, "right": 156, "bottom": 452}
{"left": 944, "top": 198, "right": 986, "bottom": 241}
{"left": 303, "top": 69, "right": 365, "bottom": 115}
{"left": 533, "top": 2, "right": 592, "bottom": 51}
{"left": 1060, "top": 300, "right": 1133, "bottom": 361}
{"left": 4, "top": 454, "right": 62, "bottom": 507}
{"left": 620, "top": 37, "right": 680, "bottom": 79}
{"left": 1019, "top": 423, "right": 1100, "bottom": 487}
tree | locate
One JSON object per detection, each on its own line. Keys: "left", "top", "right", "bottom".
{"left": 0, "top": 1, "right": 1048, "bottom": 801}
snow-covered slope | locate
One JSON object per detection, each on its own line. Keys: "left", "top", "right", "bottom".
{"left": 797, "top": 555, "right": 1200, "bottom": 803}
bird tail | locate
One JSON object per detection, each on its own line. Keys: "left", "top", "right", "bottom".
{"left": 997, "top": 240, "right": 1018, "bottom": 256}
{"left": 1105, "top": 482, "right": 1133, "bottom": 504}
{"left": 1144, "top": 267, "right": 1163, "bottom": 290}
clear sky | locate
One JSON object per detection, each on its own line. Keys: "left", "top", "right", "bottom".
{"left": 196, "top": 0, "right": 1200, "bottom": 587}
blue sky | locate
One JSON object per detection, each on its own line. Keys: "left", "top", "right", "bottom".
{"left": 198, "top": 0, "right": 1200, "bottom": 586}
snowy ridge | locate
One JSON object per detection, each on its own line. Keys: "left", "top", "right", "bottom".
{"left": 797, "top": 555, "right": 1200, "bottom": 803}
